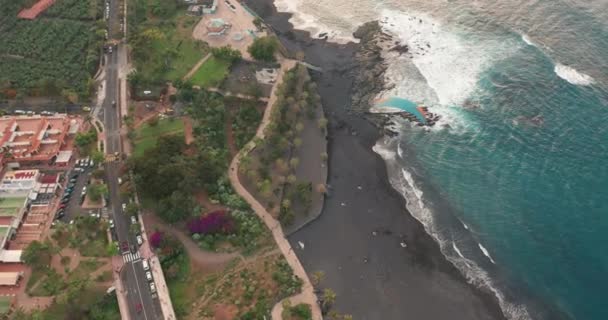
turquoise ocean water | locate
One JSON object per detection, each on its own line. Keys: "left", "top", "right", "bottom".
{"left": 384, "top": 2, "right": 608, "bottom": 319}
{"left": 274, "top": 0, "right": 608, "bottom": 318}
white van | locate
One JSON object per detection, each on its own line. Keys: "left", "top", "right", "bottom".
{"left": 142, "top": 259, "right": 150, "bottom": 271}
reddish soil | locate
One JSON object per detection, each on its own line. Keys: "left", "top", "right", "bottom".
{"left": 212, "top": 304, "right": 239, "bottom": 320}
{"left": 183, "top": 117, "right": 194, "bottom": 146}
{"left": 194, "top": 190, "right": 225, "bottom": 213}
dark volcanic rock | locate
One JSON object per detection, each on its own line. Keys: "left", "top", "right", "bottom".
{"left": 350, "top": 21, "right": 390, "bottom": 114}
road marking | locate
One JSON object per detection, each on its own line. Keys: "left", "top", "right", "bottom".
{"left": 123, "top": 251, "right": 141, "bottom": 263}
{"left": 131, "top": 259, "right": 149, "bottom": 320}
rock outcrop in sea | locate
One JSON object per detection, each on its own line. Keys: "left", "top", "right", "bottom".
{"left": 351, "top": 21, "right": 391, "bottom": 114}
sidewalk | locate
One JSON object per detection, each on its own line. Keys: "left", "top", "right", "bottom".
{"left": 228, "top": 58, "right": 323, "bottom": 320}
{"left": 112, "top": 256, "right": 131, "bottom": 320}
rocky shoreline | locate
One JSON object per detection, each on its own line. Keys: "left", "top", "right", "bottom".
{"left": 244, "top": 0, "right": 507, "bottom": 319}
{"left": 350, "top": 21, "right": 391, "bottom": 114}
{"left": 350, "top": 21, "right": 442, "bottom": 133}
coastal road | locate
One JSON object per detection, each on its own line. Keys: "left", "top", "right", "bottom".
{"left": 100, "top": 0, "right": 163, "bottom": 318}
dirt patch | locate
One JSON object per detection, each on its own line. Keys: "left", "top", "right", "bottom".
{"left": 212, "top": 304, "right": 239, "bottom": 320}
{"left": 143, "top": 213, "right": 238, "bottom": 272}
{"left": 224, "top": 111, "right": 239, "bottom": 158}
{"left": 132, "top": 101, "right": 163, "bottom": 128}
{"left": 183, "top": 117, "right": 194, "bottom": 145}
{"left": 221, "top": 60, "right": 276, "bottom": 97}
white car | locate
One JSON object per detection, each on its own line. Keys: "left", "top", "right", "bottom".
{"left": 122, "top": 203, "right": 127, "bottom": 211}
{"left": 149, "top": 282, "right": 156, "bottom": 293}
{"left": 81, "top": 186, "right": 87, "bottom": 196}
{"left": 118, "top": 177, "right": 123, "bottom": 185}
{"left": 130, "top": 215, "right": 137, "bottom": 225}
{"left": 136, "top": 234, "right": 143, "bottom": 245}
{"left": 145, "top": 271, "right": 152, "bottom": 281}
{"left": 109, "top": 219, "right": 115, "bottom": 228}
{"left": 89, "top": 159, "right": 94, "bottom": 167}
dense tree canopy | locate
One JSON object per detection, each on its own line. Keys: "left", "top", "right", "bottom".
{"left": 247, "top": 36, "right": 278, "bottom": 62}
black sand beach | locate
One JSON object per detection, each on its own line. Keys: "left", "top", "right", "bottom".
{"left": 244, "top": 1, "right": 507, "bottom": 319}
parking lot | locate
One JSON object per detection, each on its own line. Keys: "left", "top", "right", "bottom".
{"left": 53, "top": 158, "right": 103, "bottom": 227}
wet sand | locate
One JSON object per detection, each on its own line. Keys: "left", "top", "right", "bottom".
{"left": 243, "top": 1, "right": 507, "bottom": 319}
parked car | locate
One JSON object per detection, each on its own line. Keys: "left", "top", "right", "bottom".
{"left": 58, "top": 204, "right": 67, "bottom": 209}
{"left": 136, "top": 234, "right": 143, "bottom": 245}
{"left": 109, "top": 219, "right": 115, "bottom": 228}
{"left": 89, "top": 159, "right": 94, "bottom": 167}
{"left": 69, "top": 178, "right": 77, "bottom": 183}
{"left": 61, "top": 198, "right": 70, "bottom": 204}
{"left": 130, "top": 215, "right": 137, "bottom": 225}
{"left": 122, "top": 203, "right": 127, "bottom": 211}
{"left": 142, "top": 259, "right": 150, "bottom": 271}
{"left": 145, "top": 271, "right": 152, "bottom": 281}
{"left": 81, "top": 186, "right": 87, "bottom": 196}
{"left": 149, "top": 282, "right": 156, "bottom": 293}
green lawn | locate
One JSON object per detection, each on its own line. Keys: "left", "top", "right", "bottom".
{"left": 0, "top": 227, "right": 8, "bottom": 239}
{"left": 134, "top": 13, "right": 208, "bottom": 83}
{"left": 190, "top": 56, "right": 231, "bottom": 88}
{"left": 0, "top": 196, "right": 25, "bottom": 217}
{"left": 0, "top": 296, "right": 10, "bottom": 315}
{"left": 133, "top": 118, "right": 185, "bottom": 157}
{"left": 0, "top": 196, "right": 26, "bottom": 209}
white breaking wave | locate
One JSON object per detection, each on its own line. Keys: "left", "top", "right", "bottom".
{"left": 379, "top": 10, "right": 519, "bottom": 107}
{"left": 397, "top": 143, "right": 403, "bottom": 158}
{"left": 521, "top": 34, "right": 535, "bottom": 47}
{"left": 273, "top": 0, "right": 369, "bottom": 43}
{"left": 452, "top": 242, "right": 465, "bottom": 259}
{"left": 461, "top": 220, "right": 469, "bottom": 230}
{"left": 373, "top": 139, "right": 531, "bottom": 320}
{"left": 478, "top": 243, "right": 497, "bottom": 264}
{"left": 554, "top": 63, "right": 595, "bottom": 86}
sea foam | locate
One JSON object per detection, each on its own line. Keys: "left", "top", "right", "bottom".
{"left": 379, "top": 10, "right": 517, "bottom": 107}
{"left": 374, "top": 139, "right": 531, "bottom": 320}
{"left": 478, "top": 243, "right": 497, "bottom": 264}
{"left": 554, "top": 64, "right": 595, "bottom": 86}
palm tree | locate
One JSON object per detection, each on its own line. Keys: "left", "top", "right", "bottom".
{"left": 322, "top": 288, "right": 337, "bottom": 310}
{"left": 311, "top": 271, "right": 325, "bottom": 287}
{"left": 289, "top": 157, "right": 300, "bottom": 169}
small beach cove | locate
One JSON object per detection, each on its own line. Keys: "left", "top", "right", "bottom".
{"left": 243, "top": 0, "right": 507, "bottom": 319}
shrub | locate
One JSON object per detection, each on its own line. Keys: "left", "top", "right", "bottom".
{"left": 211, "top": 46, "right": 242, "bottom": 63}
{"left": 247, "top": 36, "right": 278, "bottom": 62}
{"left": 150, "top": 231, "right": 164, "bottom": 249}
{"left": 187, "top": 210, "right": 235, "bottom": 235}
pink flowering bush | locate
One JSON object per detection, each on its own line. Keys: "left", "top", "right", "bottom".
{"left": 149, "top": 231, "right": 164, "bottom": 249}
{"left": 187, "top": 210, "right": 235, "bottom": 235}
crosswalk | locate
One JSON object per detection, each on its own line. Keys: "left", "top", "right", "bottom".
{"left": 123, "top": 251, "right": 141, "bottom": 263}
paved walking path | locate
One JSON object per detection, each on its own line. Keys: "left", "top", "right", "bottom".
{"left": 207, "top": 87, "right": 270, "bottom": 102}
{"left": 228, "top": 58, "right": 323, "bottom": 320}
{"left": 182, "top": 53, "right": 212, "bottom": 81}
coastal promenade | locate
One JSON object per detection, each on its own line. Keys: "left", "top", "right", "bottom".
{"left": 228, "top": 58, "right": 323, "bottom": 320}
